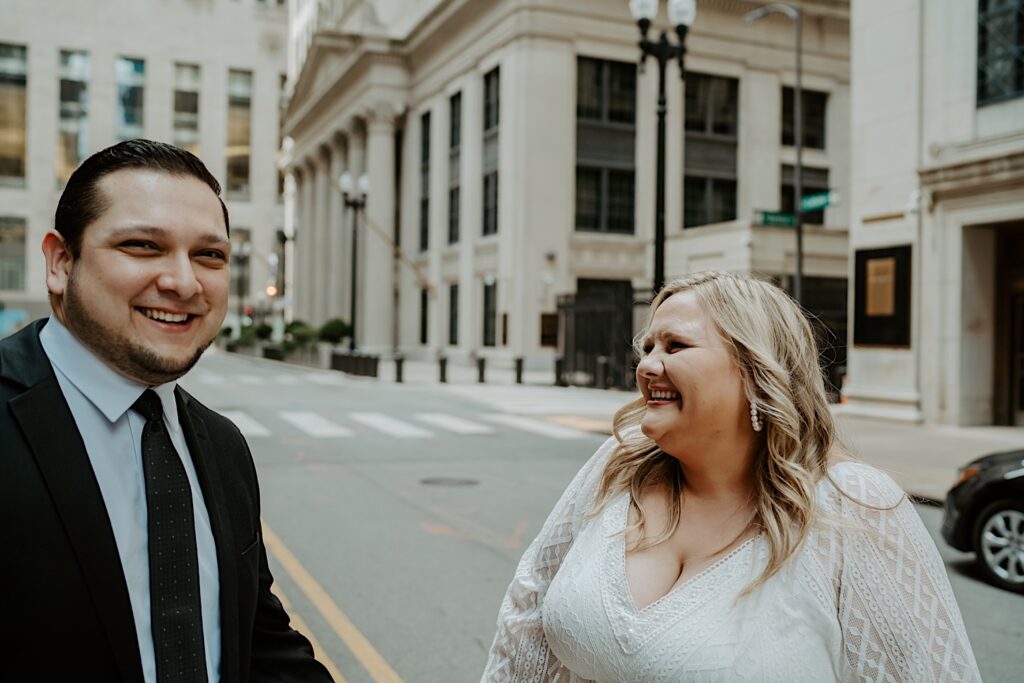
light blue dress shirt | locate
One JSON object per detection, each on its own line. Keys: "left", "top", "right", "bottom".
{"left": 39, "top": 317, "right": 221, "bottom": 682}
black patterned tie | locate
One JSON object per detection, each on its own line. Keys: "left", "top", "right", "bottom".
{"left": 133, "top": 390, "right": 208, "bottom": 683}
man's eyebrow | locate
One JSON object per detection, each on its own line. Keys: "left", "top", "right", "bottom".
{"left": 108, "top": 225, "right": 230, "bottom": 246}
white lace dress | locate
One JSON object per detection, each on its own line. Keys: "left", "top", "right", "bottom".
{"left": 481, "top": 437, "right": 981, "bottom": 682}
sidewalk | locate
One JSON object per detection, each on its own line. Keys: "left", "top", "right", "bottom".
{"left": 383, "top": 358, "right": 1022, "bottom": 502}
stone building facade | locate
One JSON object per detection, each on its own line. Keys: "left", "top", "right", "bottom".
{"left": 0, "top": 0, "right": 288, "bottom": 332}
{"left": 282, "top": 0, "right": 851, "bottom": 376}
{"left": 845, "top": 0, "right": 1024, "bottom": 426}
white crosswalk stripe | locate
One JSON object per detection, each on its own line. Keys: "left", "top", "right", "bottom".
{"left": 279, "top": 411, "right": 353, "bottom": 438}
{"left": 483, "top": 414, "right": 589, "bottom": 439}
{"left": 414, "top": 413, "right": 495, "bottom": 435}
{"left": 349, "top": 412, "right": 434, "bottom": 438}
{"left": 236, "top": 374, "right": 266, "bottom": 385}
{"left": 221, "top": 410, "right": 271, "bottom": 437}
{"left": 194, "top": 373, "right": 225, "bottom": 384}
{"left": 273, "top": 375, "right": 301, "bottom": 384}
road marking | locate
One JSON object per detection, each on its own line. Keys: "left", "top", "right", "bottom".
{"left": 262, "top": 521, "right": 404, "bottom": 683}
{"left": 414, "top": 413, "right": 495, "bottom": 435}
{"left": 280, "top": 411, "right": 354, "bottom": 438}
{"left": 195, "top": 372, "right": 225, "bottom": 384}
{"left": 237, "top": 374, "right": 266, "bottom": 385}
{"left": 305, "top": 373, "right": 346, "bottom": 385}
{"left": 271, "top": 584, "right": 347, "bottom": 683}
{"left": 220, "top": 411, "right": 271, "bottom": 437}
{"left": 484, "top": 413, "right": 589, "bottom": 439}
{"left": 350, "top": 412, "right": 433, "bottom": 438}
{"left": 274, "top": 375, "right": 301, "bottom": 384}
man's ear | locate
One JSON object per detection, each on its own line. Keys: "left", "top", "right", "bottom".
{"left": 42, "top": 231, "right": 73, "bottom": 297}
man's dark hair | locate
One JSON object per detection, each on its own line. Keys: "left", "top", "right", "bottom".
{"left": 55, "top": 139, "right": 230, "bottom": 257}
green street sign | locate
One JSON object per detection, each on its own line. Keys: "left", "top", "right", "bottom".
{"left": 800, "top": 189, "right": 840, "bottom": 213}
{"left": 756, "top": 210, "right": 796, "bottom": 227}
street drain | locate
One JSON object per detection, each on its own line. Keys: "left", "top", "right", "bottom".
{"left": 419, "top": 477, "right": 479, "bottom": 487}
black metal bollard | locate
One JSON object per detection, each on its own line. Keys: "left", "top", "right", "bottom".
{"left": 477, "top": 356, "right": 486, "bottom": 384}
{"left": 514, "top": 357, "right": 524, "bottom": 384}
{"left": 438, "top": 355, "right": 448, "bottom": 383}
{"left": 595, "top": 355, "right": 609, "bottom": 389}
{"left": 555, "top": 356, "right": 566, "bottom": 387}
{"left": 394, "top": 354, "right": 404, "bottom": 383}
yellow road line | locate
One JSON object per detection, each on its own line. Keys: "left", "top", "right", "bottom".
{"left": 262, "top": 520, "right": 405, "bottom": 683}
{"left": 271, "top": 583, "right": 347, "bottom": 683}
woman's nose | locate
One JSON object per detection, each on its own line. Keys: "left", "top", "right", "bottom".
{"left": 636, "top": 351, "right": 662, "bottom": 379}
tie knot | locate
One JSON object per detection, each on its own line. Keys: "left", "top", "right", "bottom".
{"left": 132, "top": 389, "right": 164, "bottom": 423}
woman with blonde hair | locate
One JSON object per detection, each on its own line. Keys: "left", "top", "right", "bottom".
{"left": 481, "top": 271, "right": 979, "bottom": 682}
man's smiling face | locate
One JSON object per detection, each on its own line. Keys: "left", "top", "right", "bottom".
{"left": 47, "top": 168, "right": 230, "bottom": 385}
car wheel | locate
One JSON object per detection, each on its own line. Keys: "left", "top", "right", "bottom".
{"left": 973, "top": 499, "right": 1024, "bottom": 594}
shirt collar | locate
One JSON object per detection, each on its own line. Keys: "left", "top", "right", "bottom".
{"left": 39, "top": 317, "right": 180, "bottom": 427}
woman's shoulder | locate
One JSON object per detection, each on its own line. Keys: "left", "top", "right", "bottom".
{"left": 817, "top": 459, "right": 907, "bottom": 510}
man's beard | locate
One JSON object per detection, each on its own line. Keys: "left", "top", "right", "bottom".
{"left": 62, "top": 272, "right": 212, "bottom": 386}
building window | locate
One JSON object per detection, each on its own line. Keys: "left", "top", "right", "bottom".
{"left": 782, "top": 87, "right": 827, "bottom": 149}
{"left": 0, "top": 216, "right": 26, "bottom": 290}
{"left": 576, "top": 57, "right": 636, "bottom": 234}
{"left": 58, "top": 50, "right": 90, "bottom": 185}
{"left": 0, "top": 44, "right": 27, "bottom": 183}
{"left": 482, "top": 281, "right": 497, "bottom": 347}
{"left": 419, "top": 288, "right": 429, "bottom": 344}
{"left": 483, "top": 172, "right": 498, "bottom": 236}
{"left": 683, "top": 73, "right": 738, "bottom": 229}
{"left": 448, "top": 92, "right": 461, "bottom": 244}
{"left": 482, "top": 68, "right": 499, "bottom": 236}
{"left": 977, "top": 0, "right": 1024, "bottom": 104}
{"left": 226, "top": 70, "right": 252, "bottom": 198}
{"left": 575, "top": 167, "right": 635, "bottom": 233}
{"left": 448, "top": 283, "right": 459, "bottom": 345}
{"left": 684, "top": 176, "right": 737, "bottom": 228}
{"left": 173, "top": 63, "right": 200, "bottom": 155}
{"left": 781, "top": 164, "right": 829, "bottom": 225}
{"left": 685, "top": 72, "right": 738, "bottom": 136}
{"left": 419, "top": 111, "right": 430, "bottom": 252}
{"left": 116, "top": 57, "right": 145, "bottom": 141}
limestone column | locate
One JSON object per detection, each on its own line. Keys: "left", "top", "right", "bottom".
{"left": 363, "top": 104, "right": 397, "bottom": 352}
{"left": 292, "top": 165, "right": 308, "bottom": 322}
{"left": 459, "top": 73, "right": 483, "bottom": 354}
{"left": 311, "top": 148, "right": 331, "bottom": 326}
{"left": 326, "top": 133, "right": 347, "bottom": 321}
{"left": 299, "top": 158, "right": 316, "bottom": 323}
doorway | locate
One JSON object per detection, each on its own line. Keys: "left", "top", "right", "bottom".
{"left": 995, "top": 225, "right": 1024, "bottom": 426}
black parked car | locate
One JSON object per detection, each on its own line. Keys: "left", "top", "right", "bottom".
{"left": 942, "top": 449, "right": 1024, "bottom": 593}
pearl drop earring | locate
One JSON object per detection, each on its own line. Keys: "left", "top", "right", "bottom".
{"left": 750, "top": 402, "right": 762, "bottom": 433}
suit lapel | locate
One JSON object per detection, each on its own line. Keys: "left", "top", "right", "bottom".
{"left": 177, "top": 390, "right": 241, "bottom": 683}
{"left": 10, "top": 374, "right": 145, "bottom": 683}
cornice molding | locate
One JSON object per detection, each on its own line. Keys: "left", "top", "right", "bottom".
{"left": 919, "top": 150, "right": 1024, "bottom": 198}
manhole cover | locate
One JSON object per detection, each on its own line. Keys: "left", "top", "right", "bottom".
{"left": 419, "top": 477, "right": 479, "bottom": 487}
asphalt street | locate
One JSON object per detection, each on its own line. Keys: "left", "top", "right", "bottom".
{"left": 181, "top": 351, "right": 1024, "bottom": 683}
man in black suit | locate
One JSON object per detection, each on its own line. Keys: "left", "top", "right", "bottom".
{"left": 0, "top": 139, "right": 334, "bottom": 682}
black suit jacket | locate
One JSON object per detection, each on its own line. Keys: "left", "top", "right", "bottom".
{"left": 0, "top": 319, "right": 333, "bottom": 682}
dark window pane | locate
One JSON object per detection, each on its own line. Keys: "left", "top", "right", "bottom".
{"left": 483, "top": 171, "right": 498, "bottom": 235}
{"left": 576, "top": 57, "right": 602, "bottom": 119}
{"left": 685, "top": 72, "right": 739, "bottom": 136}
{"left": 710, "top": 179, "right": 737, "bottom": 224}
{"left": 484, "top": 67, "right": 500, "bottom": 130}
{"left": 420, "top": 111, "right": 431, "bottom": 164}
{"left": 449, "top": 284, "right": 459, "bottom": 345}
{"left": 606, "top": 170, "right": 635, "bottom": 233}
{"left": 419, "top": 197, "right": 429, "bottom": 251}
{"left": 448, "top": 186, "right": 459, "bottom": 244}
{"left": 781, "top": 164, "right": 829, "bottom": 224}
{"left": 977, "top": 0, "right": 1024, "bottom": 104}
{"left": 449, "top": 92, "right": 461, "bottom": 148}
{"left": 540, "top": 312, "right": 557, "bottom": 347}
{"left": 419, "top": 288, "right": 429, "bottom": 344}
{"left": 575, "top": 167, "right": 600, "bottom": 230}
{"left": 782, "top": 87, "right": 828, "bottom": 149}
{"left": 684, "top": 176, "right": 707, "bottom": 228}
{"left": 483, "top": 282, "right": 496, "bottom": 346}
{"left": 607, "top": 61, "right": 636, "bottom": 123}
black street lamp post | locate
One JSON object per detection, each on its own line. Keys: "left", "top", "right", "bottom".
{"left": 338, "top": 171, "right": 369, "bottom": 351}
{"left": 629, "top": 0, "right": 697, "bottom": 296}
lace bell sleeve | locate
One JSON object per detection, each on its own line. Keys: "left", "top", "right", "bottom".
{"left": 480, "top": 436, "right": 617, "bottom": 683}
{"left": 833, "top": 464, "right": 982, "bottom": 682}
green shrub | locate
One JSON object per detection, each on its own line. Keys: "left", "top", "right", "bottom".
{"left": 234, "top": 325, "right": 257, "bottom": 348}
{"left": 284, "top": 319, "right": 317, "bottom": 347}
{"left": 255, "top": 322, "right": 273, "bottom": 340}
{"left": 318, "top": 318, "right": 351, "bottom": 344}
{"left": 219, "top": 326, "right": 235, "bottom": 338}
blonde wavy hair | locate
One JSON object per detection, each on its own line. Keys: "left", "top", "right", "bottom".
{"left": 593, "top": 271, "right": 841, "bottom": 593}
